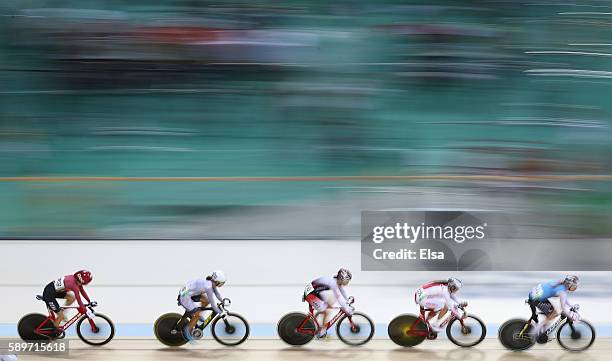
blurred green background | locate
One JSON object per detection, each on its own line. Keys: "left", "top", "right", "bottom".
{"left": 1, "top": 0, "right": 611, "bottom": 238}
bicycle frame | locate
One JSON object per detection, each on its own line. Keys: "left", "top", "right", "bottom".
{"left": 409, "top": 307, "right": 465, "bottom": 338}
{"left": 177, "top": 298, "right": 231, "bottom": 331}
{"left": 35, "top": 305, "right": 96, "bottom": 337}
{"left": 297, "top": 306, "right": 350, "bottom": 336}
{"left": 517, "top": 302, "right": 575, "bottom": 340}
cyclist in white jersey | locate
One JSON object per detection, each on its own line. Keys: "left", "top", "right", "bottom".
{"left": 303, "top": 268, "right": 353, "bottom": 338}
{"left": 177, "top": 271, "right": 226, "bottom": 342}
{"left": 414, "top": 277, "right": 466, "bottom": 332}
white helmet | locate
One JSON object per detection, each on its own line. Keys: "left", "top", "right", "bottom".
{"left": 336, "top": 268, "right": 352, "bottom": 286}
{"left": 563, "top": 275, "right": 579, "bottom": 290}
{"left": 210, "top": 270, "right": 226, "bottom": 287}
{"left": 447, "top": 277, "right": 462, "bottom": 292}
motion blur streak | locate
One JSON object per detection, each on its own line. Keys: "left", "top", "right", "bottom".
{"left": 1, "top": 1, "right": 612, "bottom": 239}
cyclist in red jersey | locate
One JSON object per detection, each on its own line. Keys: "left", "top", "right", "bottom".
{"left": 41, "top": 270, "right": 93, "bottom": 327}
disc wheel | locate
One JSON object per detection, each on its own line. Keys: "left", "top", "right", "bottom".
{"left": 17, "top": 313, "right": 54, "bottom": 341}
{"left": 336, "top": 312, "right": 375, "bottom": 346}
{"left": 446, "top": 315, "right": 486, "bottom": 347}
{"left": 388, "top": 314, "right": 428, "bottom": 347}
{"left": 557, "top": 319, "right": 596, "bottom": 351}
{"left": 76, "top": 313, "right": 115, "bottom": 346}
{"left": 277, "top": 312, "right": 315, "bottom": 346}
{"left": 498, "top": 318, "right": 535, "bottom": 351}
{"left": 154, "top": 313, "right": 188, "bottom": 347}
{"left": 211, "top": 312, "right": 250, "bottom": 346}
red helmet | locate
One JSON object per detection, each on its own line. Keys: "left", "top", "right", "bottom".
{"left": 74, "top": 270, "right": 92, "bottom": 285}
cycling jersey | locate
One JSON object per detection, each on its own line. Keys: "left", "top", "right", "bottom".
{"left": 178, "top": 279, "right": 223, "bottom": 314}
{"left": 415, "top": 281, "right": 462, "bottom": 315}
{"left": 42, "top": 275, "right": 91, "bottom": 312}
{"left": 304, "top": 276, "right": 351, "bottom": 314}
{"left": 529, "top": 281, "right": 573, "bottom": 315}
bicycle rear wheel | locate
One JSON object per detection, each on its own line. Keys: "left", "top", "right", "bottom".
{"left": 336, "top": 312, "right": 374, "bottom": 346}
{"left": 76, "top": 313, "right": 115, "bottom": 346}
{"left": 154, "top": 313, "right": 188, "bottom": 347}
{"left": 388, "top": 314, "right": 428, "bottom": 347}
{"left": 17, "top": 314, "right": 53, "bottom": 341}
{"left": 446, "top": 315, "right": 486, "bottom": 347}
{"left": 498, "top": 318, "right": 535, "bottom": 351}
{"left": 557, "top": 319, "right": 595, "bottom": 351}
{"left": 277, "top": 312, "right": 315, "bottom": 346}
{"left": 211, "top": 312, "right": 250, "bottom": 346}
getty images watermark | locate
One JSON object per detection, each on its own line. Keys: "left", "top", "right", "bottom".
{"left": 362, "top": 210, "right": 612, "bottom": 271}
{"left": 371, "top": 221, "right": 487, "bottom": 261}
{"left": 361, "top": 211, "right": 497, "bottom": 271}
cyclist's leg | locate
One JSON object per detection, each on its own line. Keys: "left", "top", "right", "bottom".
{"left": 422, "top": 298, "right": 445, "bottom": 332}
{"left": 178, "top": 295, "right": 200, "bottom": 341}
{"left": 187, "top": 296, "right": 203, "bottom": 330}
{"left": 64, "top": 292, "right": 75, "bottom": 306}
{"left": 199, "top": 294, "right": 210, "bottom": 309}
{"left": 305, "top": 293, "right": 328, "bottom": 336}
{"left": 437, "top": 305, "right": 449, "bottom": 321}
{"left": 42, "top": 282, "right": 63, "bottom": 327}
{"left": 533, "top": 300, "right": 555, "bottom": 335}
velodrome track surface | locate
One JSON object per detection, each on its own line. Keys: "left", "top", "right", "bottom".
{"left": 11, "top": 338, "right": 612, "bottom": 361}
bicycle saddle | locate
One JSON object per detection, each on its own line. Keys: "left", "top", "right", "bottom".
{"left": 36, "top": 295, "right": 43, "bottom": 300}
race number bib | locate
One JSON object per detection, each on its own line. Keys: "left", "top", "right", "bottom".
{"left": 531, "top": 284, "right": 544, "bottom": 300}
{"left": 415, "top": 288, "right": 425, "bottom": 302}
{"left": 54, "top": 277, "right": 65, "bottom": 292}
{"left": 303, "top": 283, "right": 315, "bottom": 296}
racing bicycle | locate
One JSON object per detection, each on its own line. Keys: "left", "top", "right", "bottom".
{"left": 388, "top": 304, "right": 486, "bottom": 347}
{"left": 277, "top": 296, "right": 375, "bottom": 346}
{"left": 498, "top": 301, "right": 595, "bottom": 351}
{"left": 154, "top": 298, "right": 249, "bottom": 346}
{"left": 18, "top": 295, "right": 115, "bottom": 346}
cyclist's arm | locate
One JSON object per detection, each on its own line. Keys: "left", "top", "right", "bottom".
{"left": 558, "top": 291, "right": 572, "bottom": 314}
{"left": 79, "top": 285, "right": 92, "bottom": 303}
{"left": 205, "top": 287, "right": 222, "bottom": 314}
{"left": 443, "top": 289, "right": 461, "bottom": 316}
{"left": 68, "top": 284, "right": 86, "bottom": 310}
{"left": 213, "top": 286, "right": 223, "bottom": 304}
{"left": 332, "top": 284, "right": 350, "bottom": 312}
{"left": 338, "top": 284, "right": 349, "bottom": 301}
{"left": 65, "top": 278, "right": 86, "bottom": 309}
{"left": 450, "top": 292, "right": 461, "bottom": 304}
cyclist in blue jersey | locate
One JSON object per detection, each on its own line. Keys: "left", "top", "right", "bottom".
{"left": 528, "top": 275, "right": 580, "bottom": 337}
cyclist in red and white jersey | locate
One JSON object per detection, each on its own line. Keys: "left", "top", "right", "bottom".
{"left": 41, "top": 270, "right": 93, "bottom": 327}
{"left": 303, "top": 268, "right": 353, "bottom": 338}
{"left": 414, "top": 277, "right": 467, "bottom": 332}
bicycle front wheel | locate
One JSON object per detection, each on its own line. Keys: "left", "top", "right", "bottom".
{"left": 336, "top": 312, "right": 374, "bottom": 346}
{"left": 446, "top": 315, "right": 486, "bottom": 347}
{"left": 557, "top": 319, "right": 595, "bottom": 352}
{"left": 76, "top": 313, "right": 115, "bottom": 346}
{"left": 211, "top": 312, "right": 250, "bottom": 346}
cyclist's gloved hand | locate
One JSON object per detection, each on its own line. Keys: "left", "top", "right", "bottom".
{"left": 568, "top": 311, "right": 580, "bottom": 322}
{"left": 86, "top": 309, "right": 95, "bottom": 319}
{"left": 572, "top": 304, "right": 580, "bottom": 311}
{"left": 460, "top": 301, "right": 468, "bottom": 308}
{"left": 451, "top": 305, "right": 465, "bottom": 318}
